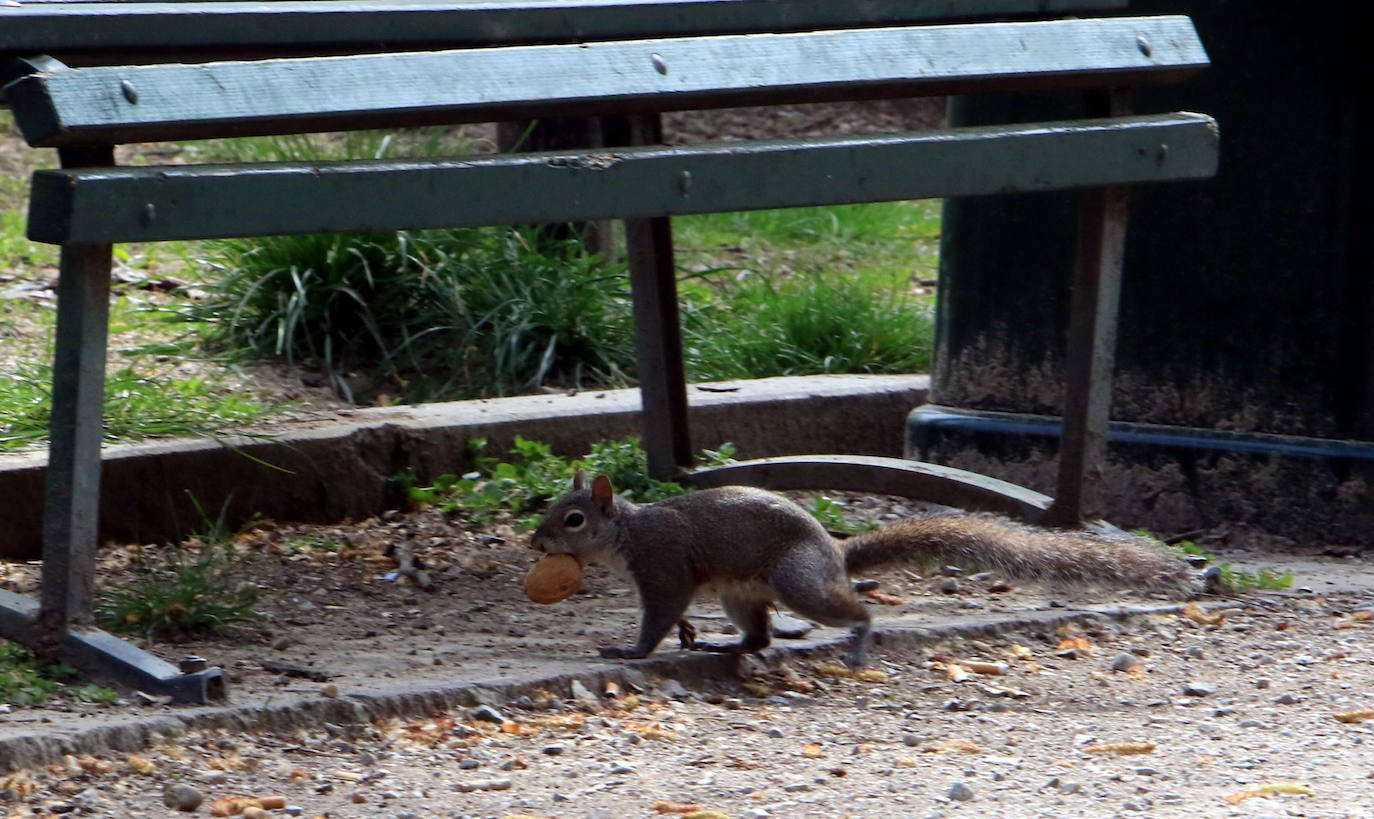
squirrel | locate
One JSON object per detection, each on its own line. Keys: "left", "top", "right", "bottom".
{"left": 530, "top": 473, "right": 1199, "bottom": 667}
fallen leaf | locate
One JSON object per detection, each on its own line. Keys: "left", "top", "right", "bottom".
{"left": 125, "top": 755, "right": 156, "bottom": 775}
{"left": 1223, "top": 782, "right": 1315, "bottom": 804}
{"left": 962, "top": 660, "right": 1009, "bottom": 676}
{"left": 652, "top": 800, "right": 701, "bottom": 814}
{"left": 1333, "top": 708, "right": 1374, "bottom": 724}
{"left": 1083, "top": 741, "right": 1156, "bottom": 755}
{"left": 865, "top": 589, "right": 906, "bottom": 605}
{"left": 1183, "top": 603, "right": 1227, "bottom": 626}
{"left": 682, "top": 812, "right": 731, "bottom": 819}
{"left": 854, "top": 668, "right": 888, "bottom": 683}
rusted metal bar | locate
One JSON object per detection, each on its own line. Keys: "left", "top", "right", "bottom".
{"left": 618, "top": 112, "right": 692, "bottom": 479}
{"left": 1046, "top": 90, "right": 1132, "bottom": 527}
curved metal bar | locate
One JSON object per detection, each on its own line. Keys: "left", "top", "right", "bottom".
{"left": 687, "top": 455, "right": 1054, "bottom": 524}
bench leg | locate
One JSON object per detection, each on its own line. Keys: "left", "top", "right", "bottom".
{"left": 1046, "top": 90, "right": 1134, "bottom": 527}
{"left": 615, "top": 113, "right": 692, "bottom": 479}
{"left": 1046, "top": 184, "right": 1131, "bottom": 526}
{"left": 38, "top": 241, "right": 113, "bottom": 647}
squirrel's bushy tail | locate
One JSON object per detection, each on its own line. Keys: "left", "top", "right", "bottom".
{"left": 842, "top": 513, "right": 1198, "bottom": 597}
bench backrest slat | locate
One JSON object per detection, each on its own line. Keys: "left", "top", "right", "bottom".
{"left": 29, "top": 114, "right": 1219, "bottom": 244}
{"left": 7, "top": 16, "right": 1207, "bottom": 147}
{"left": 1, "top": 0, "right": 1129, "bottom": 56}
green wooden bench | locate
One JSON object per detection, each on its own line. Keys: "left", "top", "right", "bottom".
{"left": 0, "top": 0, "right": 1217, "bottom": 702}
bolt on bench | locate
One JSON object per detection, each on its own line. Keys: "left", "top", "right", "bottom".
{"left": 0, "top": 5, "right": 1217, "bottom": 702}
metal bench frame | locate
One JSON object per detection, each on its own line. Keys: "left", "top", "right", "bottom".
{"left": 0, "top": 1, "right": 1216, "bottom": 702}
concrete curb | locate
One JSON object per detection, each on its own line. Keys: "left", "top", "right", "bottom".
{"left": 0, "top": 374, "right": 928, "bottom": 558}
{"left": 0, "top": 601, "right": 1187, "bottom": 772}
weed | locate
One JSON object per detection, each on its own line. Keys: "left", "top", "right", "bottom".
{"left": 807, "top": 495, "right": 880, "bottom": 535}
{"left": 1170, "top": 539, "right": 1295, "bottom": 595}
{"left": 0, "top": 642, "right": 117, "bottom": 707}
{"left": 404, "top": 437, "right": 736, "bottom": 530}
{"left": 95, "top": 499, "right": 262, "bottom": 641}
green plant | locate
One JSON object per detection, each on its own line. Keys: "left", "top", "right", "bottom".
{"left": 806, "top": 495, "right": 880, "bottom": 535}
{"left": 405, "top": 436, "right": 734, "bottom": 530}
{"left": 96, "top": 499, "right": 262, "bottom": 641}
{"left": 1170, "top": 539, "right": 1295, "bottom": 594}
{"left": 0, "top": 641, "right": 116, "bottom": 706}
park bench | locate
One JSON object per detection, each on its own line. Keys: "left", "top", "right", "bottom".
{"left": 0, "top": 0, "right": 1217, "bottom": 702}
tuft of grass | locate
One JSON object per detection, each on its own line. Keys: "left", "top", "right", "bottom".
{"left": 681, "top": 266, "right": 935, "bottom": 381}
{"left": 95, "top": 500, "right": 262, "bottom": 641}
{"left": 187, "top": 227, "right": 635, "bottom": 403}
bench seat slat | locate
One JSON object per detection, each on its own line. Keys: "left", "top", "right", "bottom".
{"left": 7, "top": 16, "right": 1208, "bottom": 147}
{"left": 28, "top": 113, "right": 1218, "bottom": 244}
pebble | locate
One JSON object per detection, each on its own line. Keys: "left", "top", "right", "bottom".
{"left": 947, "top": 781, "right": 975, "bottom": 801}
{"left": 451, "top": 778, "right": 512, "bottom": 793}
{"left": 767, "top": 727, "right": 786, "bottom": 738}
{"left": 199, "top": 771, "right": 229, "bottom": 785}
{"left": 1274, "top": 692, "right": 1304, "bottom": 705}
{"left": 1110, "top": 653, "right": 1140, "bottom": 672}
{"left": 937, "top": 578, "right": 961, "bottom": 594}
{"left": 472, "top": 705, "right": 505, "bottom": 723}
{"left": 543, "top": 744, "right": 567, "bottom": 756}
{"left": 1185, "top": 646, "right": 1206, "bottom": 659}
{"left": 661, "top": 679, "right": 692, "bottom": 700}
{"left": 161, "top": 784, "right": 204, "bottom": 812}
{"left": 1183, "top": 682, "right": 1217, "bottom": 697}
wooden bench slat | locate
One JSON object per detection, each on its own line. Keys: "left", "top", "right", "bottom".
{"left": 0, "top": 0, "right": 1128, "bottom": 56}
{"left": 7, "top": 16, "right": 1208, "bottom": 147}
{"left": 28, "top": 113, "right": 1218, "bottom": 244}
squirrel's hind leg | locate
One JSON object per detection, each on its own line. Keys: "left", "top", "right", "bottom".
{"left": 690, "top": 592, "right": 772, "bottom": 654}
{"left": 770, "top": 541, "right": 873, "bottom": 668}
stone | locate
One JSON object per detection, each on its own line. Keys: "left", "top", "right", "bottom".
{"left": 1110, "top": 653, "right": 1140, "bottom": 672}
{"left": 472, "top": 705, "right": 505, "bottom": 723}
{"left": 161, "top": 784, "right": 204, "bottom": 812}
{"left": 947, "top": 782, "right": 975, "bottom": 801}
{"left": 1182, "top": 682, "right": 1217, "bottom": 697}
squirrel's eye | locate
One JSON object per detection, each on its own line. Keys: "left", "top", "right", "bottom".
{"left": 564, "top": 510, "right": 586, "bottom": 529}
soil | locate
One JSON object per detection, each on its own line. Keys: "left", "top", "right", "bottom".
{"left": 2, "top": 492, "right": 1374, "bottom": 817}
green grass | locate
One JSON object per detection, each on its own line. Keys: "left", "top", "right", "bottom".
{"left": 95, "top": 500, "right": 263, "bottom": 641}
{"left": 0, "top": 355, "right": 277, "bottom": 452}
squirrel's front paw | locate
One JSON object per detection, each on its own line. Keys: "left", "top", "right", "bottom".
{"left": 599, "top": 646, "right": 650, "bottom": 660}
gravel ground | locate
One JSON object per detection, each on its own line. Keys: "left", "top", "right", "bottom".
{"left": 4, "top": 589, "right": 1374, "bottom": 819}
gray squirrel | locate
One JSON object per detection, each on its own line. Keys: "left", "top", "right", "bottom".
{"left": 531, "top": 473, "right": 1198, "bottom": 667}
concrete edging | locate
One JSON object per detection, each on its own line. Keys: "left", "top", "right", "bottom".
{"left": 0, "top": 601, "right": 1188, "bottom": 772}
{"left": 0, "top": 374, "right": 928, "bottom": 559}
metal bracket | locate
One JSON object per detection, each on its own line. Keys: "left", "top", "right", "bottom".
{"left": 0, "top": 588, "right": 227, "bottom": 704}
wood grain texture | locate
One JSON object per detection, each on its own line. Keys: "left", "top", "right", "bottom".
{"left": 27, "top": 114, "right": 1219, "bottom": 243}
{"left": 7, "top": 16, "right": 1208, "bottom": 146}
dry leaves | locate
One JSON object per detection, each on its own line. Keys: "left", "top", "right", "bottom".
{"left": 1223, "top": 782, "right": 1315, "bottom": 804}
{"left": 1083, "top": 741, "right": 1156, "bottom": 755}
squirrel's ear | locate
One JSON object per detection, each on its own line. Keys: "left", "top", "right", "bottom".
{"left": 572, "top": 470, "right": 588, "bottom": 491}
{"left": 591, "top": 475, "right": 615, "bottom": 515}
